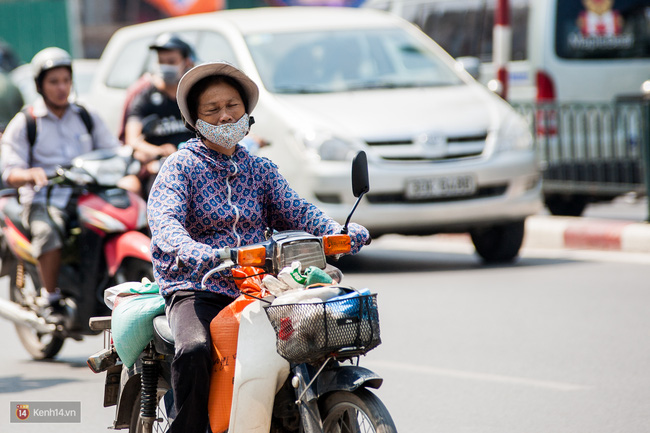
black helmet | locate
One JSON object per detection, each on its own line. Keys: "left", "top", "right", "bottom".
{"left": 149, "top": 33, "right": 195, "bottom": 60}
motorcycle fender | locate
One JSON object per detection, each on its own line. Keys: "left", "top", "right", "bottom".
{"left": 0, "top": 234, "right": 17, "bottom": 278}
{"left": 316, "top": 365, "right": 383, "bottom": 397}
{"left": 114, "top": 367, "right": 141, "bottom": 429}
{"left": 105, "top": 231, "right": 152, "bottom": 276}
{"left": 103, "top": 364, "right": 122, "bottom": 408}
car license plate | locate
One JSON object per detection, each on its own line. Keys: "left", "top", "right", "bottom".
{"left": 405, "top": 175, "right": 477, "bottom": 199}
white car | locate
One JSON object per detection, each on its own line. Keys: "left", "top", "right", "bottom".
{"left": 87, "top": 6, "right": 542, "bottom": 262}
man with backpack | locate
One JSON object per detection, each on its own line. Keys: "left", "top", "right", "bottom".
{"left": 0, "top": 47, "right": 139, "bottom": 321}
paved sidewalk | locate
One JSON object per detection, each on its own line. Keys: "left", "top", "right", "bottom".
{"left": 524, "top": 215, "right": 650, "bottom": 253}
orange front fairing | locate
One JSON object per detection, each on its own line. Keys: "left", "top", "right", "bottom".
{"left": 104, "top": 231, "right": 153, "bottom": 276}
{"left": 2, "top": 219, "right": 36, "bottom": 264}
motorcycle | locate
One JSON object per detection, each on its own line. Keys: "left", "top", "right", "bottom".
{"left": 87, "top": 151, "right": 398, "bottom": 433}
{"left": 0, "top": 147, "right": 154, "bottom": 359}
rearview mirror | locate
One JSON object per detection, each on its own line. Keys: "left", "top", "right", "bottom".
{"left": 352, "top": 151, "right": 369, "bottom": 198}
{"left": 341, "top": 151, "right": 370, "bottom": 234}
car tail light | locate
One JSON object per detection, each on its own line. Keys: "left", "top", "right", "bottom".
{"left": 536, "top": 70, "right": 555, "bottom": 102}
{"left": 536, "top": 70, "right": 557, "bottom": 136}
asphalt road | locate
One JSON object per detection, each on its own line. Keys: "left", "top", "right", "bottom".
{"left": 342, "top": 239, "right": 650, "bottom": 433}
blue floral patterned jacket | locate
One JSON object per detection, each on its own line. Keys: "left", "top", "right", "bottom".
{"left": 147, "top": 138, "right": 369, "bottom": 298}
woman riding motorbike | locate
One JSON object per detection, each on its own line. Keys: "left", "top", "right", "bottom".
{"left": 147, "top": 61, "right": 370, "bottom": 433}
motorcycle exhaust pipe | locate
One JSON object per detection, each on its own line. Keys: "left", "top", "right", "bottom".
{"left": 0, "top": 298, "right": 56, "bottom": 334}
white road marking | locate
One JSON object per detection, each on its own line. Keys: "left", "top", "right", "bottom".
{"left": 365, "top": 360, "right": 591, "bottom": 391}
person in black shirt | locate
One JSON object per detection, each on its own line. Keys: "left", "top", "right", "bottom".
{"left": 124, "top": 33, "right": 195, "bottom": 198}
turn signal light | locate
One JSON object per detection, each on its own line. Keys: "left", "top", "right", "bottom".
{"left": 323, "top": 235, "right": 351, "bottom": 255}
{"left": 237, "top": 245, "right": 266, "bottom": 267}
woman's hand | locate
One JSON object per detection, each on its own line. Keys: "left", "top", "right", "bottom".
{"left": 346, "top": 223, "right": 371, "bottom": 255}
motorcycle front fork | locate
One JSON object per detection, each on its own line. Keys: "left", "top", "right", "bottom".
{"left": 292, "top": 363, "right": 327, "bottom": 433}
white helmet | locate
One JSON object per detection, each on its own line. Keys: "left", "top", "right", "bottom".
{"left": 31, "top": 47, "right": 72, "bottom": 88}
{"left": 176, "top": 62, "right": 259, "bottom": 130}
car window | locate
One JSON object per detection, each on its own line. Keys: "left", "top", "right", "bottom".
{"left": 194, "top": 31, "right": 238, "bottom": 65}
{"left": 246, "top": 27, "right": 463, "bottom": 94}
{"left": 555, "top": 0, "right": 650, "bottom": 60}
{"left": 106, "top": 36, "right": 154, "bottom": 90}
{"left": 73, "top": 59, "right": 98, "bottom": 96}
{"left": 105, "top": 30, "right": 239, "bottom": 90}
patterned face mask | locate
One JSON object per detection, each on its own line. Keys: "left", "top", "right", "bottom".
{"left": 195, "top": 113, "right": 250, "bottom": 149}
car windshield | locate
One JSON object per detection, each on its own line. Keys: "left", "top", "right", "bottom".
{"left": 246, "top": 27, "right": 463, "bottom": 94}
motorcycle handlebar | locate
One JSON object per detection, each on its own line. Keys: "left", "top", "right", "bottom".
{"left": 175, "top": 247, "right": 232, "bottom": 269}
{"left": 32, "top": 171, "right": 66, "bottom": 193}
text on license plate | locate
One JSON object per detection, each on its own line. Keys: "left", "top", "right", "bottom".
{"left": 405, "top": 175, "right": 477, "bottom": 199}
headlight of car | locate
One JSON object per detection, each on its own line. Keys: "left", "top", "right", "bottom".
{"left": 299, "top": 130, "right": 363, "bottom": 161}
{"left": 494, "top": 112, "right": 533, "bottom": 153}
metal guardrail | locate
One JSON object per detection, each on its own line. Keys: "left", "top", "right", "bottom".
{"left": 513, "top": 98, "right": 650, "bottom": 219}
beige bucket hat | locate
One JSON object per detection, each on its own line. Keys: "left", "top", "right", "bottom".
{"left": 176, "top": 61, "right": 259, "bottom": 129}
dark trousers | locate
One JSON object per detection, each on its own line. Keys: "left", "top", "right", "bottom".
{"left": 165, "top": 291, "right": 234, "bottom": 433}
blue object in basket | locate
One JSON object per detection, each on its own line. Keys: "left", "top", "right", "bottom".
{"left": 328, "top": 288, "right": 372, "bottom": 317}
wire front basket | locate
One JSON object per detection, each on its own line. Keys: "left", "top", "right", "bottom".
{"left": 265, "top": 293, "right": 381, "bottom": 364}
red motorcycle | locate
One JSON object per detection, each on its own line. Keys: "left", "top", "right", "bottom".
{"left": 0, "top": 148, "right": 153, "bottom": 359}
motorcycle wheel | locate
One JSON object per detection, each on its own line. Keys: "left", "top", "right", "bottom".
{"left": 129, "top": 387, "right": 173, "bottom": 433}
{"left": 320, "top": 389, "right": 397, "bottom": 433}
{"left": 9, "top": 266, "right": 65, "bottom": 359}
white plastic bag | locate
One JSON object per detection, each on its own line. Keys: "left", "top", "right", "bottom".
{"left": 103, "top": 277, "right": 156, "bottom": 310}
{"left": 277, "top": 261, "right": 306, "bottom": 289}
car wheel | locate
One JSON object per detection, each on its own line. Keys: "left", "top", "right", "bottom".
{"left": 470, "top": 220, "right": 525, "bottom": 263}
{"left": 544, "top": 194, "right": 588, "bottom": 217}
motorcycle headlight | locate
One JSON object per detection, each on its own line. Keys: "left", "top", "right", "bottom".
{"left": 299, "top": 130, "right": 362, "bottom": 161}
{"left": 494, "top": 112, "right": 533, "bottom": 153}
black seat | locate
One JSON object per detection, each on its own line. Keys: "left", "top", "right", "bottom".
{"left": 153, "top": 314, "right": 175, "bottom": 355}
